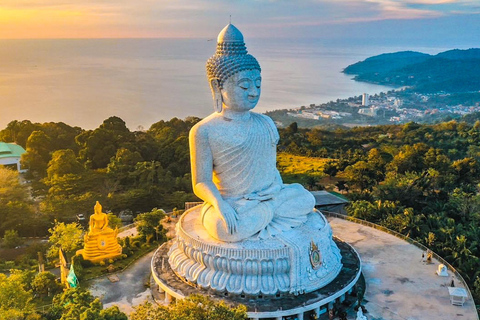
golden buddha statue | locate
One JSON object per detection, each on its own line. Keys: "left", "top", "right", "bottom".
{"left": 76, "top": 201, "right": 122, "bottom": 263}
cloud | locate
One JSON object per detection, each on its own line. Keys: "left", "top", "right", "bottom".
{"left": 0, "top": 0, "right": 479, "bottom": 38}
{"left": 364, "top": 0, "right": 479, "bottom": 17}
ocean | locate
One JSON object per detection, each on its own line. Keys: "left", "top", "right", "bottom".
{"left": 0, "top": 38, "right": 457, "bottom": 130}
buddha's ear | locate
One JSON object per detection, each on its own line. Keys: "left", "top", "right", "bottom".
{"left": 210, "top": 79, "right": 223, "bottom": 113}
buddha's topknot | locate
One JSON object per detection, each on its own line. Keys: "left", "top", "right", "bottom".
{"left": 206, "top": 24, "right": 261, "bottom": 88}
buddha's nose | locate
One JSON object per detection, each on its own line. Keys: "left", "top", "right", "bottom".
{"left": 248, "top": 86, "right": 260, "bottom": 98}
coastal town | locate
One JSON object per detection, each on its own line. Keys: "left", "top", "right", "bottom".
{"left": 271, "top": 89, "right": 480, "bottom": 127}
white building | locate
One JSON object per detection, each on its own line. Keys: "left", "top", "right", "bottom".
{"left": 362, "top": 93, "right": 370, "bottom": 106}
{"left": 0, "top": 142, "right": 27, "bottom": 172}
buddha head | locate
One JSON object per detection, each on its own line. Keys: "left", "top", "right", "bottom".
{"left": 94, "top": 201, "right": 102, "bottom": 215}
{"left": 206, "top": 24, "right": 261, "bottom": 112}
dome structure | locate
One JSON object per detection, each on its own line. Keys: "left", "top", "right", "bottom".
{"left": 217, "top": 23, "right": 244, "bottom": 43}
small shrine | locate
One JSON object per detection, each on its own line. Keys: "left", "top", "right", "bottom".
{"left": 76, "top": 201, "right": 122, "bottom": 263}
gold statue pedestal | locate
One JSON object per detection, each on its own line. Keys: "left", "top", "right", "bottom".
{"left": 77, "top": 229, "right": 122, "bottom": 263}
{"left": 76, "top": 201, "right": 122, "bottom": 264}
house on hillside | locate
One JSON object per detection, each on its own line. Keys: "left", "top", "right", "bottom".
{"left": 0, "top": 142, "right": 27, "bottom": 172}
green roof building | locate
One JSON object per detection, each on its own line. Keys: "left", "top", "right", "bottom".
{"left": 0, "top": 142, "right": 26, "bottom": 172}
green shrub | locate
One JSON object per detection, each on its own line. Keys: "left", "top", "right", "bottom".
{"left": 131, "top": 240, "right": 140, "bottom": 248}
{"left": 145, "top": 234, "right": 154, "bottom": 245}
{"left": 123, "top": 236, "right": 131, "bottom": 248}
{"left": 76, "top": 253, "right": 94, "bottom": 268}
{"left": 2, "top": 229, "right": 23, "bottom": 248}
{"left": 122, "top": 249, "right": 133, "bottom": 257}
{"left": 71, "top": 255, "right": 84, "bottom": 279}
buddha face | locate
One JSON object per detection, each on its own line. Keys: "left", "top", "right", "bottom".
{"left": 220, "top": 69, "right": 261, "bottom": 112}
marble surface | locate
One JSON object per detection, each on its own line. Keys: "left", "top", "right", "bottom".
{"left": 328, "top": 217, "right": 479, "bottom": 320}
{"left": 153, "top": 238, "right": 360, "bottom": 318}
{"left": 168, "top": 207, "right": 343, "bottom": 296}
{"left": 190, "top": 23, "right": 315, "bottom": 242}
{"left": 165, "top": 23, "right": 345, "bottom": 299}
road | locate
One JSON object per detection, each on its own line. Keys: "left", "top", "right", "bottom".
{"left": 88, "top": 250, "right": 154, "bottom": 316}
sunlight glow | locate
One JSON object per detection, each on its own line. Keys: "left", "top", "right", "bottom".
{"left": 0, "top": 0, "right": 478, "bottom": 39}
{"left": 0, "top": 8, "right": 85, "bottom": 38}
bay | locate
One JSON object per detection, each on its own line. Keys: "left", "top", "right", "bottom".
{"left": 0, "top": 38, "right": 453, "bottom": 130}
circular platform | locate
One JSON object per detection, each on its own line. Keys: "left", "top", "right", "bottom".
{"left": 152, "top": 238, "right": 361, "bottom": 319}
{"left": 168, "top": 207, "right": 343, "bottom": 297}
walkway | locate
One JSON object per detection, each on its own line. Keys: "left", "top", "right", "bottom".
{"left": 328, "top": 217, "right": 478, "bottom": 320}
{"left": 117, "top": 225, "right": 138, "bottom": 238}
{"left": 88, "top": 251, "right": 154, "bottom": 315}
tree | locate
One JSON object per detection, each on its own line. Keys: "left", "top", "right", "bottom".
{"left": 47, "top": 221, "right": 84, "bottom": 260}
{"left": 323, "top": 160, "right": 338, "bottom": 177}
{"left": 107, "top": 148, "right": 143, "bottom": 185}
{"left": 22, "top": 130, "right": 52, "bottom": 177}
{"left": 32, "top": 271, "right": 61, "bottom": 296}
{"left": 39, "top": 121, "right": 82, "bottom": 153}
{"left": 473, "top": 276, "right": 480, "bottom": 306}
{"left": 382, "top": 207, "right": 425, "bottom": 238}
{"left": 71, "top": 255, "right": 85, "bottom": 280}
{"left": 2, "top": 229, "right": 23, "bottom": 248}
{"left": 47, "top": 149, "right": 84, "bottom": 180}
{"left": 77, "top": 116, "right": 136, "bottom": 169}
{"left": 131, "top": 294, "right": 247, "bottom": 320}
{"left": 367, "top": 148, "right": 390, "bottom": 172}
{"left": 452, "top": 157, "right": 480, "bottom": 185}
{"left": 41, "top": 170, "right": 104, "bottom": 220}
{"left": 107, "top": 213, "right": 123, "bottom": 230}
{"left": 342, "top": 161, "right": 379, "bottom": 191}
{"left": 48, "top": 288, "right": 127, "bottom": 320}
{"left": 286, "top": 121, "right": 298, "bottom": 134}
{"left": 0, "top": 273, "right": 35, "bottom": 320}
{"left": 100, "top": 305, "right": 128, "bottom": 320}
{"left": 0, "top": 120, "right": 39, "bottom": 148}
{"left": 373, "top": 171, "right": 432, "bottom": 210}
{"left": 134, "top": 208, "right": 166, "bottom": 242}
{"left": 387, "top": 143, "right": 428, "bottom": 174}
{"left": 347, "top": 200, "right": 404, "bottom": 223}
{"left": 0, "top": 167, "right": 35, "bottom": 236}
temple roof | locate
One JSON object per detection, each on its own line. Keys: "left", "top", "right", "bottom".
{"left": 0, "top": 142, "right": 26, "bottom": 159}
{"left": 310, "top": 191, "right": 349, "bottom": 207}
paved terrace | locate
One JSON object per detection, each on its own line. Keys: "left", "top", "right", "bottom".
{"left": 328, "top": 217, "right": 478, "bottom": 320}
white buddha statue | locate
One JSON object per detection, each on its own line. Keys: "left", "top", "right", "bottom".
{"left": 167, "top": 24, "right": 343, "bottom": 297}
{"left": 190, "top": 24, "right": 315, "bottom": 242}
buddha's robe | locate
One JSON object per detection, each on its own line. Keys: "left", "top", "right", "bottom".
{"left": 200, "top": 113, "right": 315, "bottom": 242}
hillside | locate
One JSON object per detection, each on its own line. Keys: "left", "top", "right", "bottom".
{"left": 343, "top": 51, "right": 430, "bottom": 75}
{"left": 344, "top": 48, "right": 480, "bottom": 93}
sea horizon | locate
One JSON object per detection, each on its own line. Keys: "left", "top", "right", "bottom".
{"left": 0, "top": 38, "right": 474, "bottom": 131}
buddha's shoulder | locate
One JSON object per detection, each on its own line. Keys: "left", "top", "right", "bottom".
{"left": 251, "top": 112, "right": 277, "bottom": 130}
{"left": 251, "top": 112, "right": 274, "bottom": 123}
{"left": 190, "top": 113, "right": 223, "bottom": 137}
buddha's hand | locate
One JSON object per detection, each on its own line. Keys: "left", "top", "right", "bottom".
{"left": 216, "top": 200, "right": 238, "bottom": 234}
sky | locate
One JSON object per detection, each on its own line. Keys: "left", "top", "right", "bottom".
{"left": 1, "top": 0, "right": 480, "bottom": 44}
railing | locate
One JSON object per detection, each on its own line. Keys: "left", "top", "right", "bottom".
{"left": 322, "top": 210, "right": 477, "bottom": 306}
